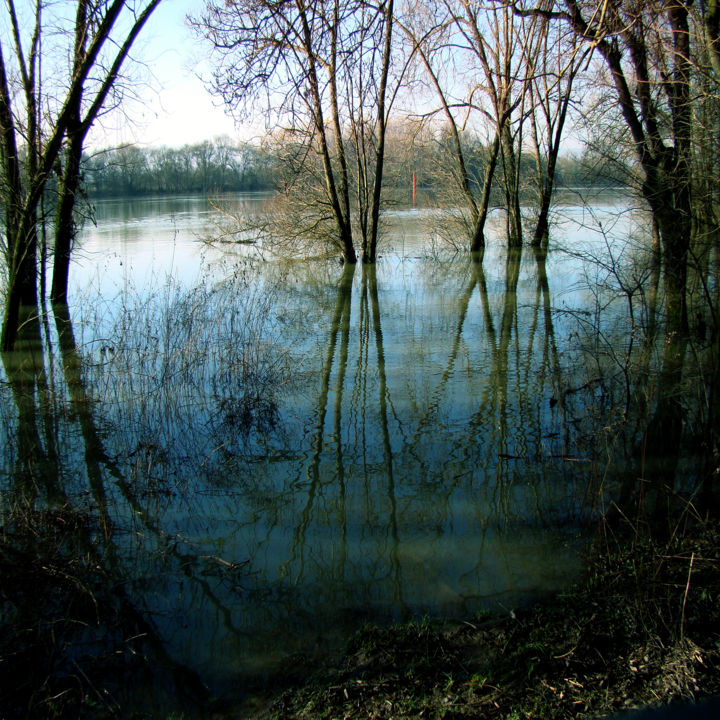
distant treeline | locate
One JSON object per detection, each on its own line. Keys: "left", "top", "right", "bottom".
{"left": 83, "top": 140, "right": 278, "bottom": 197}
{"left": 83, "top": 137, "right": 625, "bottom": 200}
{"left": 390, "top": 134, "right": 627, "bottom": 193}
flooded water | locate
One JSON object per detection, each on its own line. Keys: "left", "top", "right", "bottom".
{"left": 1, "top": 191, "right": 666, "bottom": 705}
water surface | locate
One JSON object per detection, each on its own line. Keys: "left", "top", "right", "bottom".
{"left": 1, "top": 192, "right": 640, "bottom": 702}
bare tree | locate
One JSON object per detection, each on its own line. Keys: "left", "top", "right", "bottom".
{"left": 195, "top": 0, "right": 409, "bottom": 264}
{"left": 513, "top": 0, "right": 694, "bottom": 338}
{"left": 456, "top": 0, "right": 538, "bottom": 248}
{"left": 397, "top": 5, "right": 484, "bottom": 241}
{"left": 521, "top": 6, "right": 590, "bottom": 248}
{"left": 0, "top": 0, "right": 163, "bottom": 349}
{"left": 402, "top": 0, "right": 536, "bottom": 251}
{"left": 52, "top": 0, "right": 164, "bottom": 305}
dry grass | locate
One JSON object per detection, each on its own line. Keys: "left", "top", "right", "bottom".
{"left": 245, "top": 515, "right": 720, "bottom": 720}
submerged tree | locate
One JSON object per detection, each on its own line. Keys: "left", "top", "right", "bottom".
{"left": 398, "top": 4, "right": 490, "bottom": 246}
{"left": 513, "top": 0, "right": 695, "bottom": 337}
{"left": 194, "top": 0, "right": 409, "bottom": 264}
{"left": 0, "top": 0, "right": 163, "bottom": 350}
{"left": 522, "top": 8, "right": 588, "bottom": 249}
{"left": 449, "top": 0, "right": 540, "bottom": 249}
{"left": 401, "top": 0, "right": 545, "bottom": 251}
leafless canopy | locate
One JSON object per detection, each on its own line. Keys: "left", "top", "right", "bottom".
{"left": 193, "top": 0, "right": 412, "bottom": 263}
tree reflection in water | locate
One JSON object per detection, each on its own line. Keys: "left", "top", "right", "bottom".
{"left": 1, "top": 201, "right": 717, "bottom": 709}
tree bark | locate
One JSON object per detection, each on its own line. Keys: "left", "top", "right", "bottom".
{"left": 706, "top": 0, "right": 720, "bottom": 76}
{"left": 366, "top": 0, "right": 394, "bottom": 264}
{"left": 470, "top": 130, "right": 502, "bottom": 252}
{"left": 51, "top": 0, "right": 88, "bottom": 305}
{"left": 531, "top": 82, "right": 574, "bottom": 249}
{"left": 51, "top": 131, "right": 83, "bottom": 305}
{"left": 501, "top": 122, "right": 522, "bottom": 247}
{"left": 297, "top": 0, "right": 356, "bottom": 263}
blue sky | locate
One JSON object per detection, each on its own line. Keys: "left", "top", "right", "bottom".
{"left": 88, "top": 0, "right": 244, "bottom": 149}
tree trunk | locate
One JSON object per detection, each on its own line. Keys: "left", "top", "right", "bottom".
{"left": 588, "top": 0, "right": 692, "bottom": 337}
{"left": 470, "top": 130, "right": 502, "bottom": 252}
{"left": 328, "top": 5, "right": 352, "bottom": 249}
{"left": 654, "top": 194, "right": 691, "bottom": 337}
{"left": 2, "top": 217, "right": 39, "bottom": 351}
{"left": 366, "top": 0, "right": 394, "bottom": 265}
{"left": 51, "top": 130, "right": 83, "bottom": 305}
{"left": 531, "top": 89, "right": 573, "bottom": 249}
{"left": 297, "top": 2, "right": 356, "bottom": 264}
{"left": 500, "top": 123, "right": 522, "bottom": 248}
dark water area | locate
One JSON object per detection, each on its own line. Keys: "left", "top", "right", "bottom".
{"left": 1, "top": 192, "right": 713, "bottom": 712}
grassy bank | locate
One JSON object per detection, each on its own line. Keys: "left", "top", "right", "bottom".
{"left": 245, "top": 515, "right": 720, "bottom": 720}
{"left": 3, "top": 505, "right": 720, "bottom": 718}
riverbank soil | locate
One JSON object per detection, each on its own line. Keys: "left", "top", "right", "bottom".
{"left": 247, "top": 516, "right": 720, "bottom": 720}
{"left": 2, "top": 509, "right": 720, "bottom": 718}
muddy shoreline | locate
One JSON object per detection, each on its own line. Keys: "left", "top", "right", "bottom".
{"left": 235, "top": 517, "right": 720, "bottom": 720}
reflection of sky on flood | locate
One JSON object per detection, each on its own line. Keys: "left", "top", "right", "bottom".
{"left": 71, "top": 194, "right": 277, "bottom": 305}
{"left": 73, "top": 198, "right": 210, "bottom": 298}
{"left": 71, "top": 190, "right": 640, "bottom": 298}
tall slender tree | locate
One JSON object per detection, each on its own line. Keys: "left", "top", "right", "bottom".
{"left": 0, "top": 0, "right": 163, "bottom": 349}
{"left": 194, "top": 0, "right": 409, "bottom": 264}
{"left": 522, "top": 8, "right": 589, "bottom": 248}
{"left": 514, "top": 0, "right": 694, "bottom": 337}
{"left": 52, "top": 0, "right": 163, "bottom": 305}
{"left": 403, "top": 0, "right": 537, "bottom": 251}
